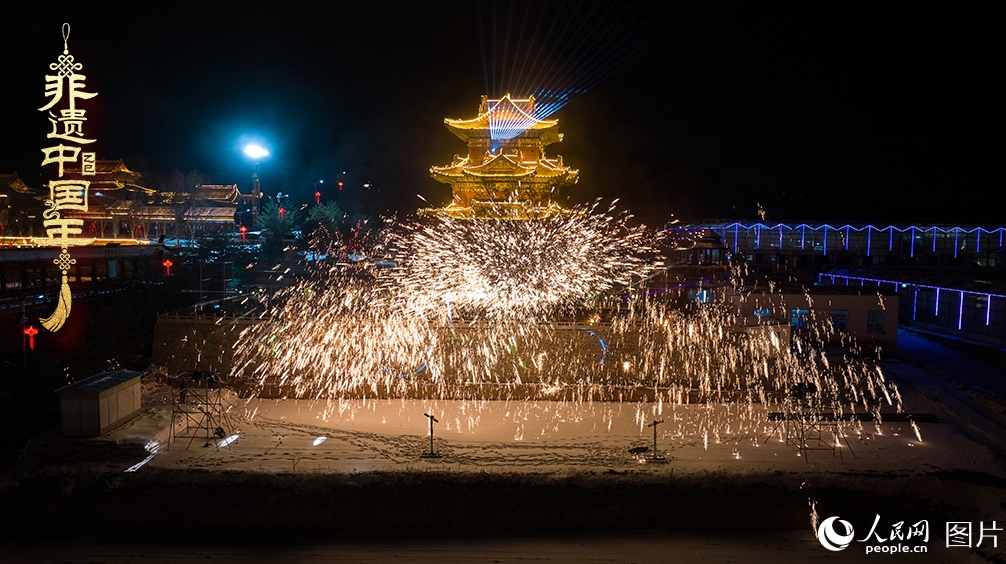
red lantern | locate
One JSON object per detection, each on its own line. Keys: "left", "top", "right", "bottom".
{"left": 240, "top": 225, "right": 248, "bottom": 240}
{"left": 338, "top": 181, "right": 343, "bottom": 191}
{"left": 279, "top": 208, "right": 286, "bottom": 220}
{"left": 24, "top": 325, "right": 38, "bottom": 350}
{"left": 162, "top": 259, "right": 173, "bottom": 276}
{"left": 315, "top": 191, "right": 321, "bottom": 204}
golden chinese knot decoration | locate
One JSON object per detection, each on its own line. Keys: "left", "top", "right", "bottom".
{"left": 38, "top": 23, "right": 97, "bottom": 332}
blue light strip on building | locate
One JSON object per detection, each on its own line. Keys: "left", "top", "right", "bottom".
{"left": 958, "top": 290, "right": 965, "bottom": 330}
{"left": 820, "top": 274, "right": 1005, "bottom": 327}
{"left": 683, "top": 223, "right": 1006, "bottom": 257}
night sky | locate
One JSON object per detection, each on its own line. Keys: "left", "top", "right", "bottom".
{"left": 0, "top": 2, "right": 1000, "bottom": 225}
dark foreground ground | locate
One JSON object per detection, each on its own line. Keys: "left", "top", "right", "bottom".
{"left": 0, "top": 532, "right": 919, "bottom": 564}
{"left": 1, "top": 467, "right": 1004, "bottom": 563}
{"left": 2, "top": 323, "right": 1005, "bottom": 562}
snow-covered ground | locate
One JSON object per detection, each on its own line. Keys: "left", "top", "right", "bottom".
{"left": 7, "top": 331, "right": 1005, "bottom": 563}
{"left": 103, "top": 380, "right": 1004, "bottom": 481}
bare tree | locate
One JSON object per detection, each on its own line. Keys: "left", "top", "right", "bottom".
{"left": 168, "top": 168, "right": 204, "bottom": 194}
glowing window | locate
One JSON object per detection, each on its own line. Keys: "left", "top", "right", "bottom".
{"left": 790, "top": 309, "right": 810, "bottom": 330}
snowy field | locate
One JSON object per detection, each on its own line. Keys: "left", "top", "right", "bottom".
{"left": 6, "top": 332, "right": 1005, "bottom": 563}
{"left": 107, "top": 382, "right": 1004, "bottom": 480}
{"left": 103, "top": 328, "right": 1006, "bottom": 480}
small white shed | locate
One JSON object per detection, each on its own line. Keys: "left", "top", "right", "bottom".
{"left": 56, "top": 370, "right": 143, "bottom": 436}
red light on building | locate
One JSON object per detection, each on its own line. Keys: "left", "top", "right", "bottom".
{"left": 240, "top": 225, "right": 248, "bottom": 240}
{"left": 315, "top": 191, "right": 321, "bottom": 204}
{"left": 162, "top": 259, "right": 173, "bottom": 276}
{"left": 338, "top": 181, "right": 343, "bottom": 191}
{"left": 24, "top": 325, "right": 38, "bottom": 350}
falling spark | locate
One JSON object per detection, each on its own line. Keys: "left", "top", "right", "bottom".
{"left": 809, "top": 499, "right": 819, "bottom": 539}
{"left": 231, "top": 204, "right": 903, "bottom": 448}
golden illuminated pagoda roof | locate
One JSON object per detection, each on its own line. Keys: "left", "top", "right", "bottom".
{"left": 0, "top": 172, "right": 35, "bottom": 195}
{"left": 429, "top": 95, "right": 578, "bottom": 220}
{"left": 57, "top": 158, "right": 154, "bottom": 195}
{"left": 192, "top": 183, "right": 240, "bottom": 204}
{"left": 430, "top": 152, "right": 576, "bottom": 184}
{"left": 444, "top": 94, "right": 563, "bottom": 145}
{"left": 432, "top": 152, "right": 534, "bottom": 181}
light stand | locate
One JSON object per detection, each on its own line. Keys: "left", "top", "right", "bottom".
{"left": 646, "top": 419, "right": 668, "bottom": 463}
{"left": 421, "top": 413, "right": 442, "bottom": 458}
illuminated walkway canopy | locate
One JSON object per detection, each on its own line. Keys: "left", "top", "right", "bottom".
{"left": 677, "top": 221, "right": 1006, "bottom": 267}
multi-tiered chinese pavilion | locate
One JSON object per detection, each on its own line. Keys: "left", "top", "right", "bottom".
{"left": 430, "top": 95, "right": 579, "bottom": 219}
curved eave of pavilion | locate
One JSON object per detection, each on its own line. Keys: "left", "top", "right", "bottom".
{"left": 444, "top": 117, "right": 562, "bottom": 145}
{"left": 462, "top": 167, "right": 537, "bottom": 180}
{"left": 429, "top": 159, "right": 471, "bottom": 183}
{"left": 464, "top": 153, "right": 535, "bottom": 176}
{"left": 429, "top": 167, "right": 462, "bottom": 184}
{"left": 533, "top": 167, "right": 578, "bottom": 180}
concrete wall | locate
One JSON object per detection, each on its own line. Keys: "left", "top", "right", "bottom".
{"left": 733, "top": 291, "right": 899, "bottom": 350}
{"left": 60, "top": 377, "right": 142, "bottom": 437}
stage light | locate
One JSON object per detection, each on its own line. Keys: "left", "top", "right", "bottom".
{"left": 219, "top": 434, "right": 240, "bottom": 448}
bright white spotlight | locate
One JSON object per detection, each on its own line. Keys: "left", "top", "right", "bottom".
{"left": 219, "top": 434, "right": 240, "bottom": 448}
{"left": 243, "top": 144, "right": 269, "bottom": 160}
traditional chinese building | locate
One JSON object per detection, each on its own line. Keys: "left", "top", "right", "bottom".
{"left": 53, "top": 160, "right": 243, "bottom": 239}
{"left": 430, "top": 95, "right": 579, "bottom": 219}
{"left": 0, "top": 172, "right": 42, "bottom": 237}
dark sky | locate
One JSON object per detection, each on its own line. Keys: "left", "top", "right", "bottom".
{"left": 0, "top": 2, "right": 1001, "bottom": 225}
